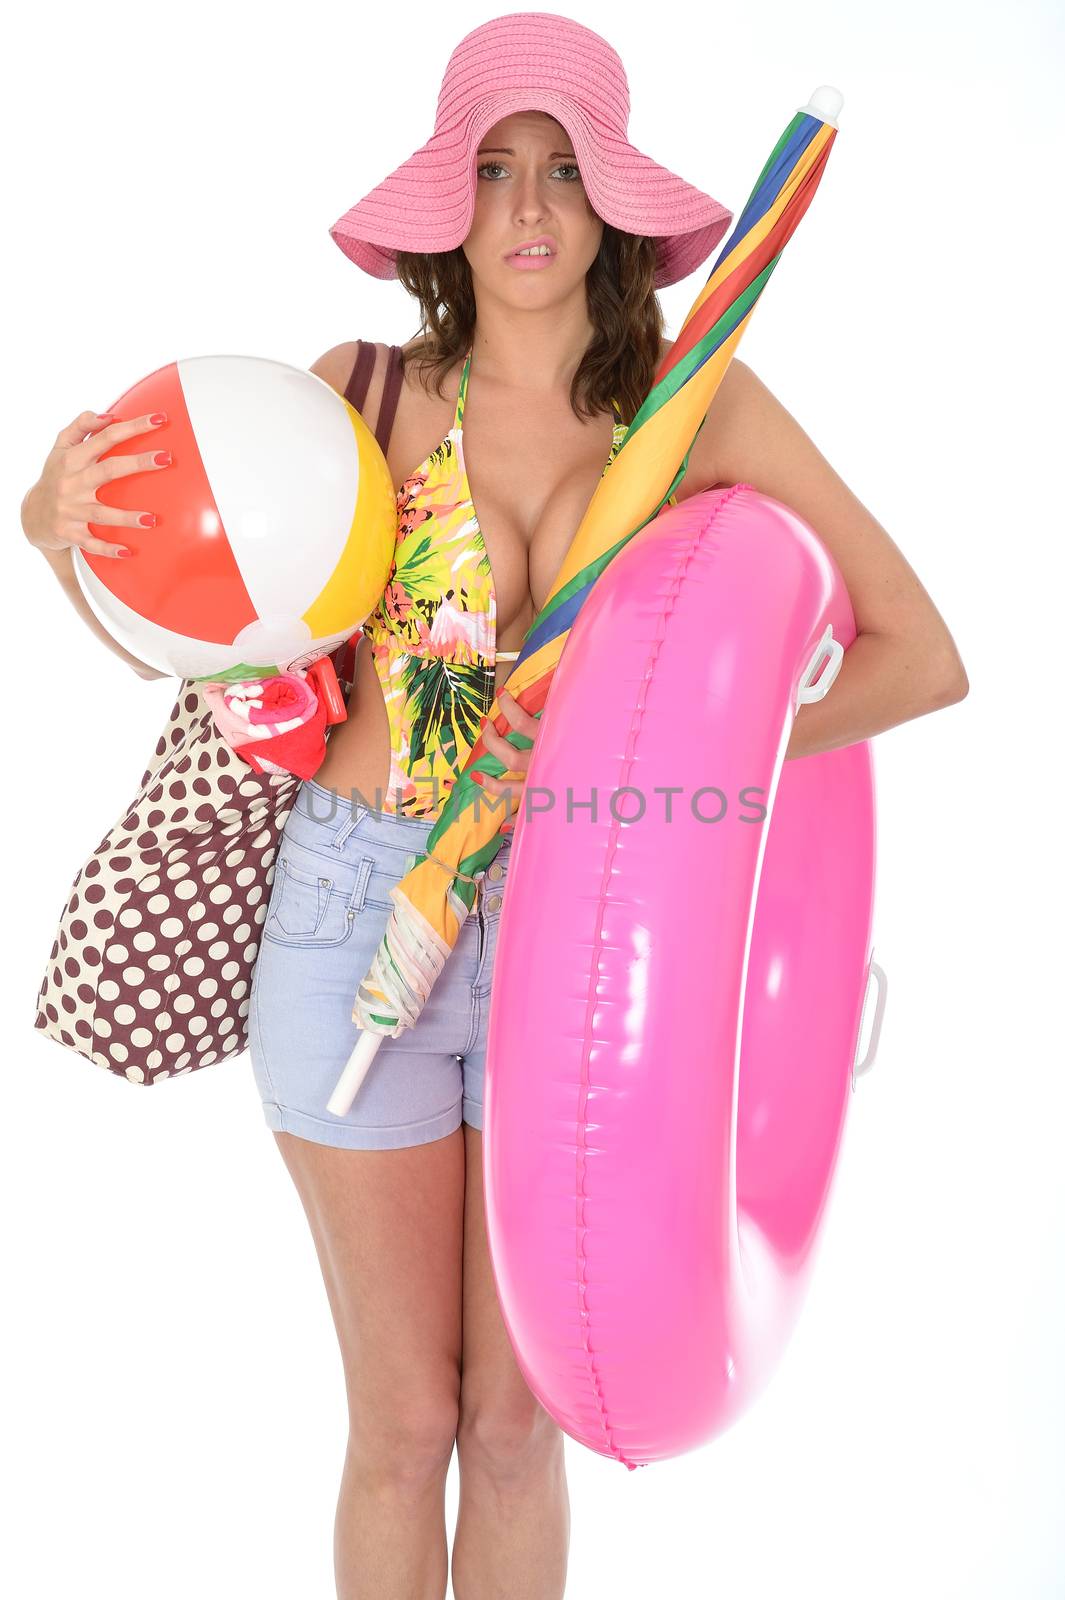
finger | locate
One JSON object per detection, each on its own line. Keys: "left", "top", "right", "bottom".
{"left": 487, "top": 703, "right": 532, "bottom": 750}
{"left": 61, "top": 410, "right": 169, "bottom": 472}
{"left": 480, "top": 771, "right": 525, "bottom": 798}
{"left": 473, "top": 777, "right": 520, "bottom": 828}
{"left": 70, "top": 498, "right": 159, "bottom": 531}
{"left": 60, "top": 529, "right": 132, "bottom": 559}
{"left": 482, "top": 725, "right": 529, "bottom": 773}
{"left": 499, "top": 688, "right": 537, "bottom": 732}
{"left": 481, "top": 718, "right": 506, "bottom": 755}
{"left": 55, "top": 410, "right": 117, "bottom": 447}
{"left": 83, "top": 443, "right": 172, "bottom": 491}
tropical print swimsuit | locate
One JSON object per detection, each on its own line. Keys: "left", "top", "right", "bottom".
{"left": 360, "top": 345, "right": 669, "bottom": 820}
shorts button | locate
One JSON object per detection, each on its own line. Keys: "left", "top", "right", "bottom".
{"left": 485, "top": 893, "right": 502, "bottom": 912}
{"left": 487, "top": 863, "right": 503, "bottom": 880}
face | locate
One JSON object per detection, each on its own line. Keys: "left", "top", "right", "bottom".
{"left": 461, "top": 111, "right": 605, "bottom": 300}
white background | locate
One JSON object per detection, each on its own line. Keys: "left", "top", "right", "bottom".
{"left": 4, "top": 1, "right": 1063, "bottom": 1595}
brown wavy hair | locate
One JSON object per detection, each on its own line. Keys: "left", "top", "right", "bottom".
{"left": 394, "top": 223, "right": 666, "bottom": 428}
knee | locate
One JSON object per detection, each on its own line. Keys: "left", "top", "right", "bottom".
{"left": 456, "top": 1394, "right": 562, "bottom": 1479}
{"left": 349, "top": 1402, "right": 459, "bottom": 1491}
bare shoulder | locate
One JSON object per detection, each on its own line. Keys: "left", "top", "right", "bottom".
{"left": 307, "top": 339, "right": 393, "bottom": 433}
{"left": 653, "top": 342, "right": 801, "bottom": 497}
{"left": 308, "top": 339, "right": 365, "bottom": 392}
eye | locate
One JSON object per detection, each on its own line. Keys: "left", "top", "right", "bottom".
{"left": 475, "top": 161, "right": 582, "bottom": 182}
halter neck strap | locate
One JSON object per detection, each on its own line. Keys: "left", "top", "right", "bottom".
{"left": 454, "top": 347, "right": 473, "bottom": 431}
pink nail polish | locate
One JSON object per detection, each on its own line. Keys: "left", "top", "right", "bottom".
{"left": 153, "top": 450, "right": 171, "bottom": 466}
{"left": 138, "top": 513, "right": 157, "bottom": 528}
{"left": 116, "top": 548, "right": 133, "bottom": 558}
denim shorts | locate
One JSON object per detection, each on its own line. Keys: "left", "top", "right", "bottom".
{"left": 248, "top": 777, "right": 511, "bottom": 1149}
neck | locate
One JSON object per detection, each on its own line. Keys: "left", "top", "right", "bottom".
{"left": 467, "top": 301, "right": 597, "bottom": 394}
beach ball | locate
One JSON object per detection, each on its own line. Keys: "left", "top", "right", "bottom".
{"left": 73, "top": 354, "right": 397, "bottom": 681}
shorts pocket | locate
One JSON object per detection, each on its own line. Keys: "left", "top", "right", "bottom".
{"left": 263, "top": 855, "right": 358, "bottom": 949}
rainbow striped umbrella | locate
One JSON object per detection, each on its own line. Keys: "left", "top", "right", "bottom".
{"left": 328, "top": 86, "right": 843, "bottom": 1117}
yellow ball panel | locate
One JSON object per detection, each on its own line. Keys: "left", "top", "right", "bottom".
{"left": 301, "top": 399, "right": 398, "bottom": 640}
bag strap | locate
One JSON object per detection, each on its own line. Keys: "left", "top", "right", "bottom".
{"left": 343, "top": 341, "right": 403, "bottom": 456}
{"left": 330, "top": 342, "right": 404, "bottom": 686}
{"left": 376, "top": 345, "right": 403, "bottom": 454}
{"left": 343, "top": 340, "right": 376, "bottom": 410}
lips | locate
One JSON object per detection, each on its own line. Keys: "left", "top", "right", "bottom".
{"left": 506, "top": 235, "right": 557, "bottom": 259}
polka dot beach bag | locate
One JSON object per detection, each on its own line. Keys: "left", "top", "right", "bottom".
{"left": 33, "top": 340, "right": 393, "bottom": 1087}
{"left": 32, "top": 639, "right": 358, "bottom": 1087}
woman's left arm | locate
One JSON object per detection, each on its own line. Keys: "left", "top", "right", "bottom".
{"left": 689, "top": 359, "right": 969, "bottom": 762}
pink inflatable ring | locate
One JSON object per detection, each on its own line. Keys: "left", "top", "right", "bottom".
{"left": 482, "top": 484, "right": 886, "bottom": 1470}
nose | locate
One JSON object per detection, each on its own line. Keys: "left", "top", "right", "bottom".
{"left": 513, "top": 171, "right": 549, "bottom": 228}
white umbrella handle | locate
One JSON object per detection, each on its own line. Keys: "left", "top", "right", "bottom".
{"left": 327, "top": 1029, "right": 384, "bottom": 1117}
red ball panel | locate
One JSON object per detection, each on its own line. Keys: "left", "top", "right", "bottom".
{"left": 84, "top": 362, "right": 256, "bottom": 645}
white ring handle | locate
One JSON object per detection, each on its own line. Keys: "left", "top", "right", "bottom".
{"left": 796, "top": 624, "right": 845, "bottom": 708}
{"left": 852, "top": 954, "right": 888, "bottom": 1089}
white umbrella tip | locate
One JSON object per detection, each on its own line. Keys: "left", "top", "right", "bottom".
{"left": 800, "top": 86, "right": 844, "bottom": 126}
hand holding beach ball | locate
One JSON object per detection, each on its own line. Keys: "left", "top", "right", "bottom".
{"left": 73, "top": 355, "right": 397, "bottom": 681}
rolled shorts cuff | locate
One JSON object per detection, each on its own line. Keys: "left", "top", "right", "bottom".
{"left": 260, "top": 1094, "right": 466, "bottom": 1150}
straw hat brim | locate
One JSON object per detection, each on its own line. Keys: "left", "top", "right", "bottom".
{"left": 329, "top": 89, "right": 732, "bottom": 291}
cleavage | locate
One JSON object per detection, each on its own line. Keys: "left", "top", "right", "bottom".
{"left": 459, "top": 404, "right": 616, "bottom": 631}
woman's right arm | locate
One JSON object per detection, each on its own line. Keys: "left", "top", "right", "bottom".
{"left": 22, "top": 408, "right": 173, "bottom": 679}
{"left": 24, "top": 514, "right": 166, "bottom": 678}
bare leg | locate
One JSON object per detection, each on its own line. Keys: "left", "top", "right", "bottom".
{"left": 453, "top": 1438, "right": 569, "bottom": 1600}
{"left": 452, "top": 1124, "right": 570, "bottom": 1599}
{"left": 272, "top": 1127, "right": 466, "bottom": 1599}
{"left": 334, "top": 1440, "right": 453, "bottom": 1600}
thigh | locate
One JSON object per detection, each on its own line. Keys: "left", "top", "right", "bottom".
{"left": 249, "top": 838, "right": 482, "bottom": 1149}
{"left": 274, "top": 1125, "right": 466, "bottom": 1455}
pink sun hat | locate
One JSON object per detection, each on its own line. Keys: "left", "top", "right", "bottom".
{"left": 328, "top": 11, "right": 734, "bottom": 291}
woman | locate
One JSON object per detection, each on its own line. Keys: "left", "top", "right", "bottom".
{"left": 22, "top": 14, "right": 967, "bottom": 1598}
